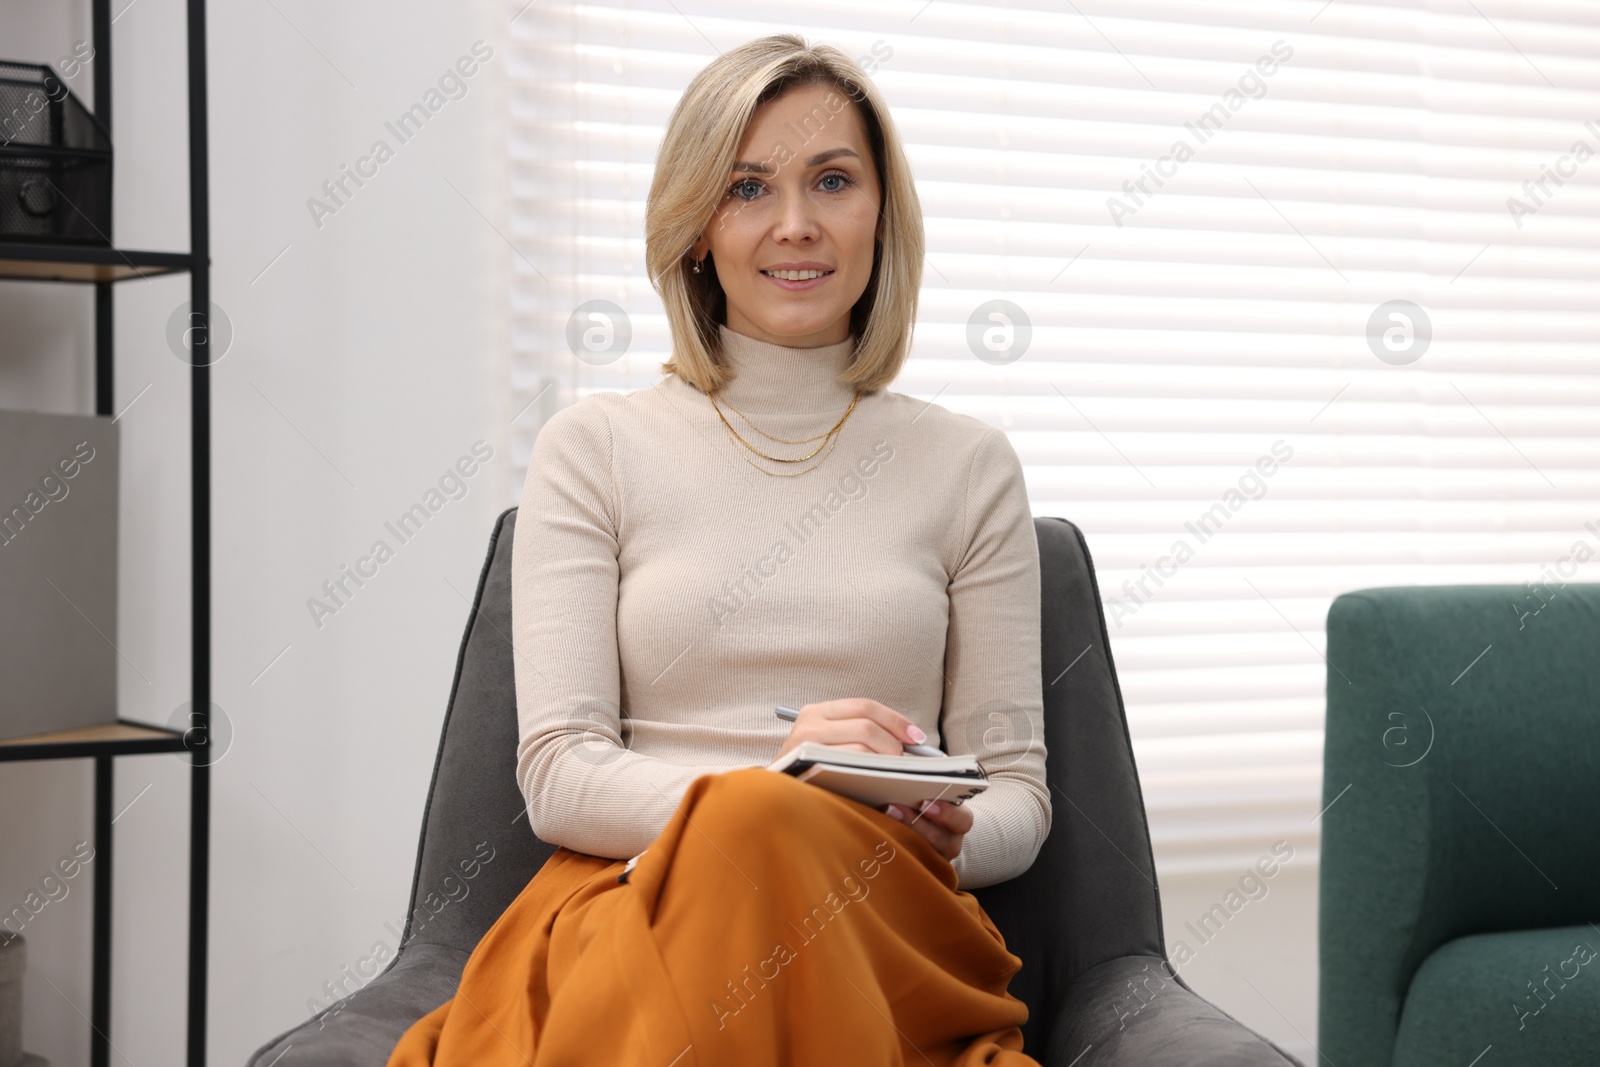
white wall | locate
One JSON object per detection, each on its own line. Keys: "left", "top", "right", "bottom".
{"left": 0, "top": 1, "right": 504, "bottom": 1063}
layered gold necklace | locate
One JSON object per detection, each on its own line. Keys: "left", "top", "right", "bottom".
{"left": 708, "top": 388, "right": 863, "bottom": 477}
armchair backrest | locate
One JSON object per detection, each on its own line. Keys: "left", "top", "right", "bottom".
{"left": 391, "top": 509, "right": 559, "bottom": 959}
{"left": 394, "top": 509, "right": 1169, "bottom": 1055}
{"left": 976, "top": 516, "right": 1167, "bottom": 1053}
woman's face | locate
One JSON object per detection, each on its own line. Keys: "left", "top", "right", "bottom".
{"left": 694, "top": 82, "right": 883, "bottom": 349}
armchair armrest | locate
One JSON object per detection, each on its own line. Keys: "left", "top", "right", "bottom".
{"left": 246, "top": 943, "right": 466, "bottom": 1067}
{"left": 1043, "top": 955, "right": 1302, "bottom": 1067}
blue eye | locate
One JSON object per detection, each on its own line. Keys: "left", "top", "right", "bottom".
{"left": 725, "top": 170, "right": 857, "bottom": 201}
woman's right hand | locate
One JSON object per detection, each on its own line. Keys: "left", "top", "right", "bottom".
{"left": 773, "top": 698, "right": 928, "bottom": 761}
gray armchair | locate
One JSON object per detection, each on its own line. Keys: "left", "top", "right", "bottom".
{"left": 247, "top": 508, "right": 1301, "bottom": 1066}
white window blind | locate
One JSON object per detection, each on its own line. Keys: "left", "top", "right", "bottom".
{"left": 499, "top": 2, "right": 1600, "bottom": 875}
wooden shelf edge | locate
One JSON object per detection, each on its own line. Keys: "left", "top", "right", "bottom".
{"left": 0, "top": 719, "right": 189, "bottom": 762}
{"left": 0, "top": 244, "right": 194, "bottom": 283}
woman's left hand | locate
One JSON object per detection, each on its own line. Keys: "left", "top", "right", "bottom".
{"left": 881, "top": 798, "right": 974, "bottom": 861}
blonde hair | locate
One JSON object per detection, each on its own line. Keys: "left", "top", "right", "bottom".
{"left": 645, "top": 34, "right": 924, "bottom": 395}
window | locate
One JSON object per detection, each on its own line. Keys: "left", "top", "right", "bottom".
{"left": 503, "top": 2, "right": 1600, "bottom": 874}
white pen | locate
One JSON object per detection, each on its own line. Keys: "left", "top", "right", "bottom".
{"left": 774, "top": 705, "right": 947, "bottom": 758}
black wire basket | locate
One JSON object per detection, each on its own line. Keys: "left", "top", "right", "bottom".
{"left": 0, "top": 59, "right": 112, "bottom": 245}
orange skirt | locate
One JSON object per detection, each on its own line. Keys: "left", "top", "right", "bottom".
{"left": 387, "top": 765, "right": 1038, "bottom": 1066}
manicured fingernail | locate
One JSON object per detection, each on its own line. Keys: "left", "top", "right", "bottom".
{"left": 907, "top": 725, "right": 926, "bottom": 743}
{"left": 923, "top": 801, "right": 939, "bottom": 815}
{"left": 886, "top": 805, "right": 904, "bottom": 821}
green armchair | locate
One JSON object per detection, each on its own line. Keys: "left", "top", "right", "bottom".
{"left": 1318, "top": 582, "right": 1600, "bottom": 1066}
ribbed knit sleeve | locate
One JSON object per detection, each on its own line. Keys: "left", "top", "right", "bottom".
{"left": 511, "top": 398, "right": 745, "bottom": 859}
{"left": 942, "top": 428, "right": 1052, "bottom": 889}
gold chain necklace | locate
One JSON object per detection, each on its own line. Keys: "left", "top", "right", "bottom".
{"left": 716, "top": 393, "right": 837, "bottom": 445}
{"left": 707, "top": 389, "right": 863, "bottom": 477}
{"left": 721, "top": 425, "right": 843, "bottom": 477}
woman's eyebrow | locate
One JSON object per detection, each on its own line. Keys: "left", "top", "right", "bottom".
{"left": 731, "top": 147, "right": 861, "bottom": 175}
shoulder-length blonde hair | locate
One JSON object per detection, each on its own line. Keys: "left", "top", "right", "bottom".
{"left": 646, "top": 34, "right": 924, "bottom": 395}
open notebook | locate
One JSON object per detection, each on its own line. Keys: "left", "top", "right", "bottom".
{"left": 765, "top": 741, "right": 989, "bottom": 809}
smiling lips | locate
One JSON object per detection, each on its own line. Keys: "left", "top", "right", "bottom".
{"left": 760, "top": 266, "right": 834, "bottom": 290}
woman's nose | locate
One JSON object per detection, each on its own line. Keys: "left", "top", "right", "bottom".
{"left": 771, "top": 186, "right": 821, "bottom": 242}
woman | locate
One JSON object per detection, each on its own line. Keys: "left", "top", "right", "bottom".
{"left": 388, "top": 33, "right": 1050, "bottom": 1066}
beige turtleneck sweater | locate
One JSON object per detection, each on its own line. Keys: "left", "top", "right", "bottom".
{"left": 511, "top": 323, "right": 1049, "bottom": 889}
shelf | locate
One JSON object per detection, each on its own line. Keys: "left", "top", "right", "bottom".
{"left": 8, "top": 1, "right": 215, "bottom": 1061}
{"left": 0, "top": 242, "right": 194, "bottom": 283}
{"left": 0, "top": 719, "right": 190, "bottom": 762}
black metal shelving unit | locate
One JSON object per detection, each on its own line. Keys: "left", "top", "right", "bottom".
{"left": 0, "top": 1, "right": 211, "bottom": 1065}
